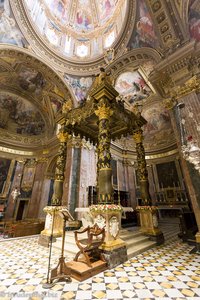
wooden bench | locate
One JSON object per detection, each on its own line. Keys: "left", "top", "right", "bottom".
{"left": 74, "top": 224, "right": 105, "bottom": 267}
{"left": 3, "top": 220, "right": 45, "bottom": 238}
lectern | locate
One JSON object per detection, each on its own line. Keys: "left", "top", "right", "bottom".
{"left": 43, "top": 208, "right": 74, "bottom": 287}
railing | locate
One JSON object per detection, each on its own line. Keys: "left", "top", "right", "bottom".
{"left": 155, "top": 188, "right": 189, "bottom": 206}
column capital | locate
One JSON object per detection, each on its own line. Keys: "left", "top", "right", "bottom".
{"left": 95, "top": 104, "right": 113, "bottom": 120}
{"left": 133, "top": 129, "right": 143, "bottom": 144}
{"left": 57, "top": 131, "right": 70, "bottom": 143}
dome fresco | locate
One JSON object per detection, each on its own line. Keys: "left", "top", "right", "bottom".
{"left": 24, "top": 0, "right": 128, "bottom": 60}
{"left": 0, "top": 93, "right": 45, "bottom": 136}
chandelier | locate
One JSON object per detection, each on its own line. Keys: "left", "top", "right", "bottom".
{"left": 176, "top": 103, "right": 200, "bottom": 174}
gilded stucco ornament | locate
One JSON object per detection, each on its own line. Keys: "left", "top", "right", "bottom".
{"left": 170, "top": 75, "right": 200, "bottom": 99}
{"left": 62, "top": 101, "right": 72, "bottom": 114}
{"left": 95, "top": 104, "right": 113, "bottom": 120}
{"left": 163, "top": 97, "right": 177, "bottom": 110}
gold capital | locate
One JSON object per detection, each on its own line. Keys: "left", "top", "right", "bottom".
{"left": 95, "top": 104, "right": 113, "bottom": 120}
{"left": 133, "top": 130, "right": 143, "bottom": 143}
{"left": 57, "top": 131, "right": 70, "bottom": 143}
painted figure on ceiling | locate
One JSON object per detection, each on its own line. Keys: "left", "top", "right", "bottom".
{"left": 128, "top": 0, "right": 158, "bottom": 49}
{"left": 0, "top": 0, "right": 26, "bottom": 47}
{"left": 189, "top": 3, "right": 200, "bottom": 42}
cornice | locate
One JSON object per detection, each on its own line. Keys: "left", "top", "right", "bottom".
{"left": 106, "top": 47, "right": 161, "bottom": 77}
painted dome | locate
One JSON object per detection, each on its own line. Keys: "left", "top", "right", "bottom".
{"left": 24, "top": 0, "right": 128, "bottom": 60}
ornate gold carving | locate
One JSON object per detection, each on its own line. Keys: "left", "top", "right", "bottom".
{"left": 62, "top": 101, "right": 72, "bottom": 114}
{"left": 133, "top": 129, "right": 151, "bottom": 205}
{"left": 95, "top": 104, "right": 113, "bottom": 120}
{"left": 92, "top": 68, "right": 113, "bottom": 91}
{"left": 170, "top": 75, "right": 200, "bottom": 99}
{"left": 57, "top": 131, "right": 70, "bottom": 143}
{"left": 163, "top": 97, "right": 177, "bottom": 110}
{"left": 133, "top": 130, "right": 144, "bottom": 144}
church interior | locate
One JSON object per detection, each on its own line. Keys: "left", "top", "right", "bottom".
{"left": 0, "top": 0, "right": 200, "bottom": 299}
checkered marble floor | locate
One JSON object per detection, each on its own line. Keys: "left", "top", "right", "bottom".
{"left": 0, "top": 235, "right": 200, "bottom": 299}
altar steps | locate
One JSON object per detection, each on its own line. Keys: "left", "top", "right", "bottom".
{"left": 53, "top": 218, "right": 181, "bottom": 261}
{"left": 53, "top": 227, "right": 156, "bottom": 260}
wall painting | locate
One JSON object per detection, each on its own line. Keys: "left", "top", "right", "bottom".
{"left": 0, "top": 158, "right": 15, "bottom": 198}
{"left": 115, "top": 70, "right": 153, "bottom": 104}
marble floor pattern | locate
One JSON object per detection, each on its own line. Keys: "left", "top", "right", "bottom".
{"left": 0, "top": 234, "right": 200, "bottom": 300}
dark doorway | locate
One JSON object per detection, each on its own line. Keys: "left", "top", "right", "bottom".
{"left": 16, "top": 200, "right": 26, "bottom": 221}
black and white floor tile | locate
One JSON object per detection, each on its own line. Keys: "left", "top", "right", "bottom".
{"left": 0, "top": 234, "right": 200, "bottom": 299}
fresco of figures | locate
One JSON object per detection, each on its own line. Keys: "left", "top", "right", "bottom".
{"left": 50, "top": 97, "right": 63, "bottom": 115}
{"left": 128, "top": 0, "right": 158, "bottom": 49}
{"left": 188, "top": 1, "right": 200, "bottom": 42}
{"left": 64, "top": 74, "right": 93, "bottom": 102}
{"left": 24, "top": 0, "right": 126, "bottom": 59}
{"left": 97, "top": 0, "right": 118, "bottom": 25}
{"left": 115, "top": 71, "right": 152, "bottom": 104}
{"left": 0, "top": 93, "right": 45, "bottom": 136}
{"left": 18, "top": 66, "right": 46, "bottom": 95}
{"left": 0, "top": 0, "right": 27, "bottom": 47}
{"left": 142, "top": 103, "right": 173, "bottom": 147}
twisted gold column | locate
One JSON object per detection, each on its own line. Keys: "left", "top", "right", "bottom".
{"left": 51, "top": 127, "right": 70, "bottom": 206}
{"left": 95, "top": 102, "right": 113, "bottom": 203}
{"left": 133, "top": 129, "right": 152, "bottom": 206}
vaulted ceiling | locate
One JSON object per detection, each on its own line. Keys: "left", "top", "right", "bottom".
{"left": 0, "top": 0, "right": 199, "bottom": 156}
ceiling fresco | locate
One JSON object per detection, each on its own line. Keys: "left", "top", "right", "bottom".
{"left": 64, "top": 74, "right": 93, "bottom": 102}
{"left": 188, "top": 0, "right": 200, "bottom": 42}
{"left": 24, "top": 0, "right": 128, "bottom": 60}
{"left": 0, "top": 0, "right": 27, "bottom": 47}
{"left": 0, "top": 93, "right": 45, "bottom": 136}
{"left": 18, "top": 66, "right": 46, "bottom": 95}
{"left": 142, "top": 102, "right": 175, "bottom": 150}
{"left": 0, "top": 49, "right": 73, "bottom": 148}
{"left": 128, "top": 0, "right": 159, "bottom": 49}
{"left": 113, "top": 101, "right": 175, "bottom": 152}
{"left": 115, "top": 70, "right": 153, "bottom": 105}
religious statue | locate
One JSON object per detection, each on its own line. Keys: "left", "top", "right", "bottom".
{"left": 11, "top": 187, "right": 20, "bottom": 203}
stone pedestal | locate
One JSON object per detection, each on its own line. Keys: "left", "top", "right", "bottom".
{"left": 38, "top": 206, "right": 64, "bottom": 246}
{"left": 137, "top": 206, "right": 164, "bottom": 245}
{"left": 90, "top": 204, "right": 127, "bottom": 268}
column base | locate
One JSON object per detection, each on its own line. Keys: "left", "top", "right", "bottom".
{"left": 101, "top": 245, "right": 128, "bottom": 269}
{"left": 190, "top": 232, "right": 200, "bottom": 254}
{"left": 38, "top": 234, "right": 56, "bottom": 247}
{"left": 89, "top": 204, "right": 127, "bottom": 268}
{"left": 137, "top": 206, "right": 164, "bottom": 245}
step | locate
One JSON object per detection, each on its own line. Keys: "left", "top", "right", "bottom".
{"left": 125, "top": 235, "right": 150, "bottom": 248}
{"left": 127, "top": 240, "right": 156, "bottom": 259}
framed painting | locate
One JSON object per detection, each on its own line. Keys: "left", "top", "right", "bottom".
{"left": 0, "top": 158, "right": 15, "bottom": 198}
{"left": 21, "top": 164, "right": 36, "bottom": 192}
